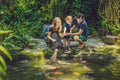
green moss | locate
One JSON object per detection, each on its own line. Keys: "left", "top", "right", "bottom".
{"left": 20, "top": 49, "right": 44, "bottom": 59}
{"left": 91, "top": 46, "right": 120, "bottom": 56}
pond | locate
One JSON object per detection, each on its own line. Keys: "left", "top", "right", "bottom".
{"left": 3, "top": 56, "right": 120, "bottom": 80}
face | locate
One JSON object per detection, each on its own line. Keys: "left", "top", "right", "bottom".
{"left": 54, "top": 19, "right": 61, "bottom": 31}
{"left": 68, "top": 18, "right": 73, "bottom": 23}
{"left": 66, "top": 17, "right": 73, "bottom": 25}
{"left": 77, "top": 17, "right": 83, "bottom": 24}
{"left": 56, "top": 19, "right": 61, "bottom": 26}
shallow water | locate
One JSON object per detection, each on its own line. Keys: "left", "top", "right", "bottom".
{"left": 3, "top": 57, "right": 120, "bottom": 80}
{"left": 3, "top": 37, "right": 120, "bottom": 80}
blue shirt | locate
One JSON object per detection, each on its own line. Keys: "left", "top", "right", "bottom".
{"left": 63, "top": 22, "right": 72, "bottom": 33}
{"left": 73, "top": 19, "right": 88, "bottom": 38}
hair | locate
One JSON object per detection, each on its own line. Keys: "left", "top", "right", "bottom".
{"left": 76, "top": 12, "right": 84, "bottom": 19}
{"left": 52, "top": 17, "right": 62, "bottom": 33}
{"left": 65, "top": 16, "right": 73, "bottom": 22}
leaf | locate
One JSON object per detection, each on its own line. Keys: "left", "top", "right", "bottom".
{"left": 0, "top": 46, "right": 12, "bottom": 61}
{"left": 0, "top": 77, "right": 2, "bottom": 80}
{"left": 0, "top": 30, "right": 12, "bottom": 35}
{"left": 0, "top": 66, "right": 6, "bottom": 75}
{"left": 0, "top": 56, "right": 7, "bottom": 71}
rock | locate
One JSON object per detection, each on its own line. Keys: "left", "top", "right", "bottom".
{"left": 20, "top": 49, "right": 32, "bottom": 54}
{"left": 28, "top": 42, "right": 37, "bottom": 48}
{"left": 47, "top": 66, "right": 58, "bottom": 70}
{"left": 116, "top": 34, "right": 120, "bottom": 46}
{"left": 104, "top": 35, "right": 117, "bottom": 44}
{"left": 52, "top": 71, "right": 64, "bottom": 75}
{"left": 72, "top": 72, "right": 80, "bottom": 76}
{"left": 85, "top": 37, "right": 105, "bottom": 48}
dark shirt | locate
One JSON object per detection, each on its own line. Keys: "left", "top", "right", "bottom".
{"left": 49, "top": 27, "right": 59, "bottom": 34}
{"left": 48, "top": 27, "right": 60, "bottom": 40}
{"left": 63, "top": 22, "right": 72, "bottom": 33}
{"left": 43, "top": 25, "right": 51, "bottom": 39}
{"left": 73, "top": 19, "right": 88, "bottom": 38}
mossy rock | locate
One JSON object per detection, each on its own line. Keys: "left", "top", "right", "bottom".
{"left": 104, "top": 35, "right": 116, "bottom": 44}
{"left": 116, "top": 39, "right": 120, "bottom": 45}
{"left": 20, "top": 49, "right": 44, "bottom": 59}
{"left": 116, "top": 34, "right": 120, "bottom": 46}
{"left": 94, "top": 45, "right": 120, "bottom": 56}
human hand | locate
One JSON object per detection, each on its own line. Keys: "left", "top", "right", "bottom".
{"left": 68, "top": 33, "right": 72, "bottom": 35}
{"left": 52, "top": 39, "right": 56, "bottom": 42}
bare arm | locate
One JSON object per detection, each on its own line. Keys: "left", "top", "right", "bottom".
{"left": 47, "top": 31, "right": 56, "bottom": 42}
{"left": 70, "top": 25, "right": 76, "bottom": 33}
{"left": 59, "top": 25, "right": 62, "bottom": 33}
{"left": 63, "top": 27, "right": 67, "bottom": 34}
{"left": 70, "top": 29, "right": 83, "bottom": 36}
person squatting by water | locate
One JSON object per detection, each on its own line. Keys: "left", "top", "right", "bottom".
{"left": 44, "top": 12, "right": 88, "bottom": 63}
{"left": 69, "top": 13, "right": 88, "bottom": 48}
{"left": 63, "top": 16, "right": 73, "bottom": 53}
{"left": 47, "top": 17, "right": 63, "bottom": 63}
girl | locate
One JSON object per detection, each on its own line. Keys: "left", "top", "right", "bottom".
{"left": 63, "top": 16, "right": 73, "bottom": 52}
{"left": 47, "top": 17, "right": 63, "bottom": 62}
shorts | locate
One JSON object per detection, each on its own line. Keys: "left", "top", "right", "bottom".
{"left": 79, "top": 35, "right": 87, "bottom": 42}
{"left": 63, "top": 36, "right": 70, "bottom": 40}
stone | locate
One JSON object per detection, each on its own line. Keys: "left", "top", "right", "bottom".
{"left": 116, "top": 34, "right": 120, "bottom": 46}
{"left": 52, "top": 71, "right": 64, "bottom": 75}
{"left": 28, "top": 42, "right": 37, "bottom": 48}
{"left": 104, "top": 35, "right": 117, "bottom": 44}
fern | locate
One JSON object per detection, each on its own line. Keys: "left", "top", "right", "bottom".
{"left": 0, "top": 30, "right": 12, "bottom": 80}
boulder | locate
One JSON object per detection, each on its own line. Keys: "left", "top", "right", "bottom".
{"left": 104, "top": 35, "right": 118, "bottom": 44}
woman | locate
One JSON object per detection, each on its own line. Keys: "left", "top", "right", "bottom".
{"left": 47, "top": 17, "right": 63, "bottom": 62}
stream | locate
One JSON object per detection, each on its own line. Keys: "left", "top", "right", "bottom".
{"left": 3, "top": 37, "right": 120, "bottom": 80}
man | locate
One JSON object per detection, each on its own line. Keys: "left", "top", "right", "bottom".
{"left": 69, "top": 13, "right": 88, "bottom": 48}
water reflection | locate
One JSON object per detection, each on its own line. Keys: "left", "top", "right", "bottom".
{"left": 3, "top": 55, "right": 120, "bottom": 80}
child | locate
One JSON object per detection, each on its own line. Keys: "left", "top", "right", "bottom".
{"left": 63, "top": 16, "right": 73, "bottom": 52}
{"left": 47, "top": 17, "right": 63, "bottom": 62}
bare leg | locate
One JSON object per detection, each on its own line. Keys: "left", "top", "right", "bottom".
{"left": 50, "top": 49, "right": 58, "bottom": 62}
{"left": 67, "top": 40, "right": 71, "bottom": 50}
{"left": 74, "top": 36, "right": 84, "bottom": 48}
{"left": 63, "top": 39, "right": 67, "bottom": 48}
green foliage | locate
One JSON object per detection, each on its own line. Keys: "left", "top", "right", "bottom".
{"left": 0, "top": 30, "right": 12, "bottom": 42}
{"left": 0, "top": 0, "right": 43, "bottom": 38}
{"left": 0, "top": 46, "right": 12, "bottom": 80}
{"left": 43, "top": 48, "right": 52, "bottom": 58}
{"left": 110, "top": 61, "right": 120, "bottom": 80}
{"left": 0, "top": 46, "right": 12, "bottom": 60}
{"left": 102, "top": 19, "right": 120, "bottom": 35}
{"left": 0, "top": 30, "right": 12, "bottom": 35}
{"left": 0, "top": 0, "right": 44, "bottom": 53}
{"left": 0, "top": 0, "right": 119, "bottom": 55}
{"left": 0, "top": 30, "right": 12, "bottom": 80}
{"left": 2, "top": 31, "right": 30, "bottom": 54}
{"left": 0, "top": 0, "right": 100, "bottom": 38}
{"left": 70, "top": 0, "right": 93, "bottom": 17}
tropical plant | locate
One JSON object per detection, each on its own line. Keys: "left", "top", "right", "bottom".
{"left": 2, "top": 30, "right": 30, "bottom": 53}
{"left": 0, "top": 30, "right": 12, "bottom": 80}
